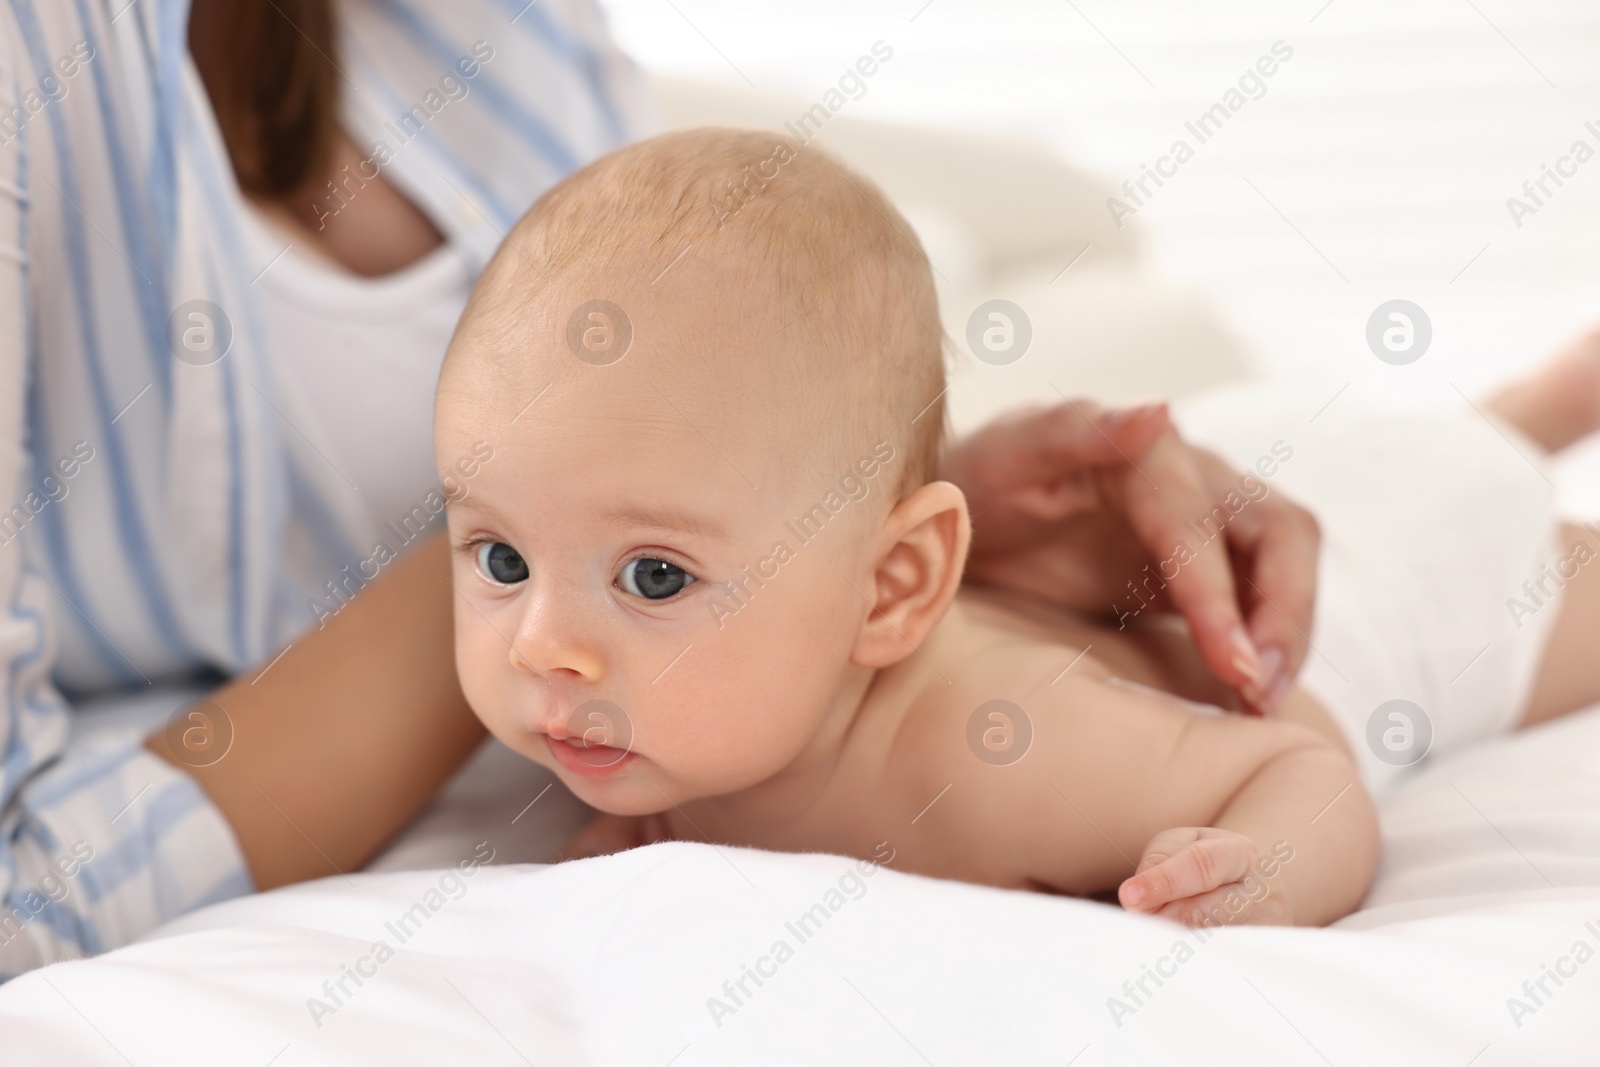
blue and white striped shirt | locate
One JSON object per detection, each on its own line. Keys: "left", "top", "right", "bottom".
{"left": 0, "top": 0, "right": 649, "bottom": 976}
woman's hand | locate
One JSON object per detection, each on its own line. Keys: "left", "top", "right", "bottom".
{"left": 1117, "top": 827, "right": 1294, "bottom": 926}
{"left": 941, "top": 400, "right": 1319, "bottom": 715}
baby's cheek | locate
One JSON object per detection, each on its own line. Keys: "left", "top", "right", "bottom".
{"left": 646, "top": 649, "right": 803, "bottom": 786}
{"left": 454, "top": 616, "right": 510, "bottom": 726}
{"left": 644, "top": 553, "right": 860, "bottom": 788}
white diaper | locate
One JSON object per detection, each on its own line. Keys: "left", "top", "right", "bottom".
{"left": 1175, "top": 386, "right": 1567, "bottom": 794}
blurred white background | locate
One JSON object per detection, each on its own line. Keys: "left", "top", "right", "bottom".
{"left": 598, "top": 0, "right": 1600, "bottom": 507}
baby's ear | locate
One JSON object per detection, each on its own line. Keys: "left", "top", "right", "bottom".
{"left": 850, "top": 481, "right": 971, "bottom": 669}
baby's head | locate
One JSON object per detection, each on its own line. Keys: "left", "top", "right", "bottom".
{"left": 436, "top": 128, "right": 968, "bottom": 814}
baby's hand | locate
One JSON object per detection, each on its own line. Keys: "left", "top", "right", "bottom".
{"left": 557, "top": 812, "right": 671, "bottom": 861}
{"left": 1117, "top": 827, "right": 1292, "bottom": 926}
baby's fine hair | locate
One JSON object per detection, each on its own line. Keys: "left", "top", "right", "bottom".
{"left": 455, "top": 127, "right": 948, "bottom": 502}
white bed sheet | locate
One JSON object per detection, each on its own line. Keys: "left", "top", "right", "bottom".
{"left": 3, "top": 846, "right": 1598, "bottom": 1066}
{"left": 4, "top": 698, "right": 1599, "bottom": 1064}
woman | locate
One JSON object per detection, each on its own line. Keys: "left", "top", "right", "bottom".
{"left": 0, "top": 0, "right": 1319, "bottom": 976}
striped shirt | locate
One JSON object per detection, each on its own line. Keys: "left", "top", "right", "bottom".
{"left": 0, "top": 0, "right": 650, "bottom": 977}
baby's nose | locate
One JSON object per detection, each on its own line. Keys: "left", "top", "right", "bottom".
{"left": 508, "top": 587, "right": 605, "bottom": 682}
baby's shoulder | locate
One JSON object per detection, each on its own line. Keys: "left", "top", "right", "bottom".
{"left": 905, "top": 596, "right": 1117, "bottom": 728}
{"left": 883, "top": 605, "right": 1122, "bottom": 802}
{"left": 878, "top": 624, "right": 1164, "bottom": 891}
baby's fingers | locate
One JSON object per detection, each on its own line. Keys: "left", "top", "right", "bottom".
{"left": 558, "top": 813, "right": 646, "bottom": 861}
{"left": 1119, "top": 831, "right": 1252, "bottom": 913}
{"left": 1149, "top": 881, "right": 1294, "bottom": 928}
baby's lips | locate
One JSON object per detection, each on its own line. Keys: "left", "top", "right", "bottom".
{"left": 525, "top": 711, "right": 570, "bottom": 741}
{"left": 555, "top": 736, "right": 629, "bottom": 767}
{"left": 540, "top": 698, "right": 636, "bottom": 766}
{"left": 525, "top": 693, "right": 613, "bottom": 742}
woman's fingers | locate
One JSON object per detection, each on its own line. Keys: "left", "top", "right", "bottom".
{"left": 1233, "top": 503, "right": 1321, "bottom": 712}
{"left": 945, "top": 396, "right": 1322, "bottom": 712}
{"left": 1110, "top": 432, "right": 1262, "bottom": 702}
{"left": 944, "top": 400, "right": 1172, "bottom": 521}
{"left": 1192, "top": 450, "right": 1321, "bottom": 712}
{"left": 1003, "top": 400, "right": 1172, "bottom": 484}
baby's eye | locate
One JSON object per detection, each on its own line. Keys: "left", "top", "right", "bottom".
{"left": 476, "top": 542, "right": 529, "bottom": 585}
{"left": 619, "top": 558, "right": 696, "bottom": 600}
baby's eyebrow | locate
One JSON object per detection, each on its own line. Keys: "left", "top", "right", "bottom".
{"left": 602, "top": 504, "right": 729, "bottom": 541}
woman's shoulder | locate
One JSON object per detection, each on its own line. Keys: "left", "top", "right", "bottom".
{"left": 337, "top": 0, "right": 657, "bottom": 260}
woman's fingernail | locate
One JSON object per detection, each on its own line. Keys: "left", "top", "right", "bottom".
{"left": 1241, "top": 646, "right": 1286, "bottom": 710}
{"left": 1256, "top": 647, "right": 1283, "bottom": 690}
{"left": 1104, "top": 402, "right": 1165, "bottom": 430}
{"left": 1265, "top": 673, "right": 1292, "bottom": 714}
{"left": 1229, "top": 627, "right": 1263, "bottom": 687}
{"left": 1122, "top": 882, "right": 1146, "bottom": 907}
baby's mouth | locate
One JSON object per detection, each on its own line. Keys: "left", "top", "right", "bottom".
{"left": 541, "top": 697, "right": 636, "bottom": 774}
{"left": 559, "top": 734, "right": 629, "bottom": 764}
{"left": 545, "top": 733, "right": 635, "bottom": 778}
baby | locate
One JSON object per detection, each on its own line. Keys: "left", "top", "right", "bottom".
{"left": 434, "top": 128, "right": 1600, "bottom": 927}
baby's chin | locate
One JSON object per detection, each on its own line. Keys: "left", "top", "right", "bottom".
{"left": 525, "top": 739, "right": 695, "bottom": 816}
{"left": 551, "top": 766, "right": 688, "bottom": 817}
{"left": 495, "top": 725, "right": 768, "bottom": 815}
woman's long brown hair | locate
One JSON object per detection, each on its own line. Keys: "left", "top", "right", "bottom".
{"left": 188, "top": 0, "right": 340, "bottom": 198}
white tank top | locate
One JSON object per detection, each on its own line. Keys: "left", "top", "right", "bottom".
{"left": 239, "top": 205, "right": 473, "bottom": 532}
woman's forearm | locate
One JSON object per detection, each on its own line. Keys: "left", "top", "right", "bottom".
{"left": 145, "top": 532, "right": 486, "bottom": 890}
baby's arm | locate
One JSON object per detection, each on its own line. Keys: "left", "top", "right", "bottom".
{"left": 1116, "top": 732, "right": 1377, "bottom": 926}
{"left": 962, "top": 674, "right": 1378, "bottom": 926}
